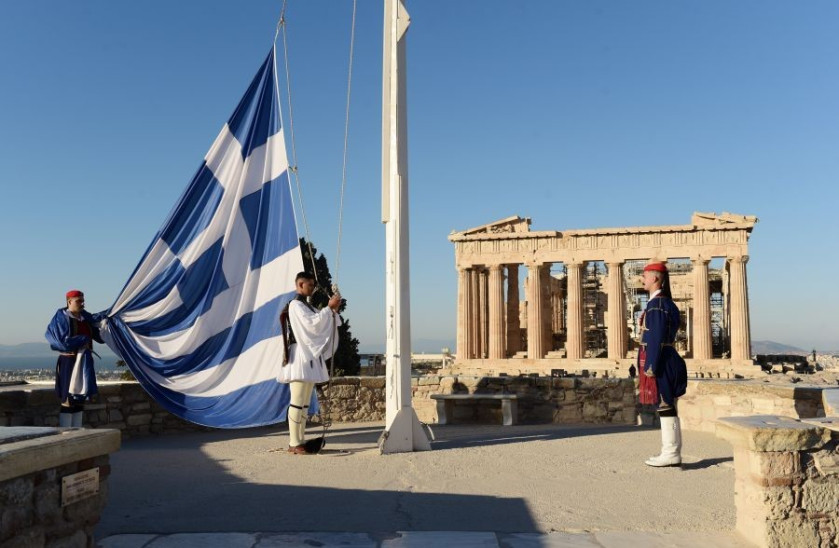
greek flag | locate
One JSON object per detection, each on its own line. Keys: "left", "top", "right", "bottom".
{"left": 101, "top": 48, "right": 304, "bottom": 428}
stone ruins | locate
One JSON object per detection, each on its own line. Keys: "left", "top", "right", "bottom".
{"left": 448, "top": 212, "right": 759, "bottom": 377}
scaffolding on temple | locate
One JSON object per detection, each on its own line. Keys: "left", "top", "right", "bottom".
{"left": 583, "top": 262, "right": 607, "bottom": 358}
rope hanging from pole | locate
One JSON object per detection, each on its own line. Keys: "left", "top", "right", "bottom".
{"left": 273, "top": 0, "right": 358, "bottom": 453}
{"left": 275, "top": 0, "right": 357, "bottom": 290}
{"left": 276, "top": 0, "right": 319, "bottom": 283}
{"left": 334, "top": 0, "right": 357, "bottom": 288}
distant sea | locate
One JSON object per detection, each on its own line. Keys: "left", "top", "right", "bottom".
{"left": 0, "top": 356, "right": 120, "bottom": 371}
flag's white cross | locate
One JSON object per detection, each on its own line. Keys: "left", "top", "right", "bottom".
{"left": 110, "top": 125, "right": 291, "bottom": 358}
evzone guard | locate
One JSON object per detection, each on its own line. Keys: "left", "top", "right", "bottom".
{"left": 637, "top": 262, "right": 688, "bottom": 467}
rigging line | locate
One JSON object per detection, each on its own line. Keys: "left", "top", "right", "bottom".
{"left": 334, "top": 0, "right": 357, "bottom": 287}
{"left": 276, "top": 0, "right": 320, "bottom": 285}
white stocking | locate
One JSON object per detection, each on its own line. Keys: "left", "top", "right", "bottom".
{"left": 289, "top": 382, "right": 313, "bottom": 447}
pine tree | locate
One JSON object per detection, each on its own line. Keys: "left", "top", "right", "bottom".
{"left": 299, "top": 237, "right": 361, "bottom": 376}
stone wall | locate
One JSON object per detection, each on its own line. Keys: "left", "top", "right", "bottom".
{"left": 1, "top": 453, "right": 111, "bottom": 547}
{"left": 411, "top": 375, "right": 637, "bottom": 425}
{"left": 679, "top": 380, "right": 826, "bottom": 433}
{"left": 0, "top": 383, "right": 211, "bottom": 438}
{"left": 717, "top": 416, "right": 839, "bottom": 547}
{"left": 0, "top": 428, "right": 120, "bottom": 548}
{"left": 1, "top": 376, "right": 637, "bottom": 435}
{"left": 319, "top": 377, "right": 387, "bottom": 422}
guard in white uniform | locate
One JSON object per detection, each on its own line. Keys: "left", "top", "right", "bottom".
{"left": 279, "top": 272, "right": 341, "bottom": 454}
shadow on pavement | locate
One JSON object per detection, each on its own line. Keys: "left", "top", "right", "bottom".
{"left": 680, "top": 456, "right": 733, "bottom": 470}
{"left": 96, "top": 424, "right": 540, "bottom": 540}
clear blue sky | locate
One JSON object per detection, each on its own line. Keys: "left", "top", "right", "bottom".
{"left": 1, "top": 1, "right": 838, "bottom": 352}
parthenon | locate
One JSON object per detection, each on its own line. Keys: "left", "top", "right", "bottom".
{"left": 448, "top": 212, "right": 759, "bottom": 377}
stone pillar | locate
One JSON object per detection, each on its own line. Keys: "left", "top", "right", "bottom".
{"left": 505, "top": 265, "right": 520, "bottom": 356}
{"left": 457, "top": 268, "right": 472, "bottom": 361}
{"left": 565, "top": 262, "right": 584, "bottom": 359}
{"left": 606, "top": 261, "right": 626, "bottom": 360}
{"left": 729, "top": 256, "right": 752, "bottom": 361}
{"left": 540, "top": 264, "right": 553, "bottom": 351}
{"left": 488, "top": 265, "right": 506, "bottom": 359}
{"left": 469, "top": 269, "right": 480, "bottom": 359}
{"left": 692, "top": 258, "right": 712, "bottom": 360}
{"left": 526, "top": 263, "right": 545, "bottom": 359}
{"left": 479, "top": 268, "right": 489, "bottom": 358}
{"left": 716, "top": 416, "right": 836, "bottom": 548}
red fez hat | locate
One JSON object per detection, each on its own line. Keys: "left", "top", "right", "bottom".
{"left": 66, "top": 290, "right": 84, "bottom": 299}
{"left": 643, "top": 262, "right": 667, "bottom": 273}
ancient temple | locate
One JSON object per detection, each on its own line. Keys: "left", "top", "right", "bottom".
{"left": 448, "top": 212, "right": 758, "bottom": 377}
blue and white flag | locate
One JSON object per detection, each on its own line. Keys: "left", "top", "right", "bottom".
{"left": 101, "top": 48, "right": 304, "bottom": 428}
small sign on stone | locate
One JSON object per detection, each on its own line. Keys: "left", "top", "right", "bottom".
{"left": 61, "top": 468, "right": 99, "bottom": 507}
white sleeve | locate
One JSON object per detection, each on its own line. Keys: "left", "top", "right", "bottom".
{"left": 288, "top": 300, "right": 342, "bottom": 361}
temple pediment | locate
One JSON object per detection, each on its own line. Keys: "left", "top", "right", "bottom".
{"left": 455, "top": 216, "right": 532, "bottom": 236}
{"left": 692, "top": 212, "right": 759, "bottom": 228}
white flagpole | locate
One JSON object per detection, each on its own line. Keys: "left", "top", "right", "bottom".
{"left": 380, "top": 0, "right": 430, "bottom": 453}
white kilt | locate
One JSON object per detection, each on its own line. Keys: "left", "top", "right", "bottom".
{"left": 278, "top": 299, "right": 341, "bottom": 384}
{"left": 278, "top": 344, "right": 330, "bottom": 383}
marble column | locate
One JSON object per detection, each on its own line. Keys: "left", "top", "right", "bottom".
{"left": 488, "top": 265, "right": 506, "bottom": 359}
{"left": 479, "top": 268, "right": 489, "bottom": 358}
{"left": 692, "top": 258, "right": 712, "bottom": 360}
{"left": 606, "top": 261, "right": 627, "bottom": 360}
{"left": 565, "top": 262, "right": 584, "bottom": 359}
{"left": 541, "top": 265, "right": 553, "bottom": 351}
{"left": 527, "top": 263, "right": 545, "bottom": 359}
{"left": 456, "top": 267, "right": 471, "bottom": 361}
{"left": 506, "top": 265, "right": 520, "bottom": 356}
{"left": 729, "top": 256, "right": 752, "bottom": 361}
{"left": 469, "top": 269, "right": 480, "bottom": 359}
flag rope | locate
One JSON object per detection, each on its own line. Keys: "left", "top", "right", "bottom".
{"left": 335, "top": 0, "right": 358, "bottom": 288}
{"left": 276, "top": 1, "right": 319, "bottom": 282}
{"left": 275, "top": 0, "right": 358, "bottom": 449}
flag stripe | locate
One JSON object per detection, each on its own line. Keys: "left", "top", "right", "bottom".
{"left": 100, "top": 47, "right": 304, "bottom": 428}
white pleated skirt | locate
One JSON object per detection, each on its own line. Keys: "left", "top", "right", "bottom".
{"left": 277, "top": 344, "right": 330, "bottom": 384}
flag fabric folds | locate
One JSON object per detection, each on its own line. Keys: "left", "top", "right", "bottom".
{"left": 101, "top": 47, "right": 305, "bottom": 428}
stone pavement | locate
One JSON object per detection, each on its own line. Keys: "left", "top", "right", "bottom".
{"left": 96, "top": 421, "right": 754, "bottom": 547}
{"left": 98, "top": 530, "right": 751, "bottom": 547}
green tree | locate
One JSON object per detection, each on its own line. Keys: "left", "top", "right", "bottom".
{"left": 114, "top": 359, "right": 136, "bottom": 381}
{"left": 299, "top": 237, "right": 361, "bottom": 376}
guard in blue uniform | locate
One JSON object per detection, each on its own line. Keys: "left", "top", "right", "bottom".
{"left": 639, "top": 262, "right": 688, "bottom": 467}
{"left": 45, "top": 290, "right": 104, "bottom": 427}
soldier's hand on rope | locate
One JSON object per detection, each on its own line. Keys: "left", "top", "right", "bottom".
{"left": 327, "top": 294, "right": 341, "bottom": 311}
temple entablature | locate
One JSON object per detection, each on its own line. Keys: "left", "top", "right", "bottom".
{"left": 449, "top": 214, "right": 757, "bottom": 269}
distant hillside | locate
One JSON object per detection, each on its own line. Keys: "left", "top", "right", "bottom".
{"left": 752, "top": 340, "right": 808, "bottom": 355}
{"left": 0, "top": 342, "right": 49, "bottom": 358}
{"left": 358, "top": 338, "right": 456, "bottom": 354}
{"left": 0, "top": 342, "right": 118, "bottom": 360}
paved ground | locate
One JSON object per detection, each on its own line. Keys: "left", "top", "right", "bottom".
{"left": 96, "top": 421, "right": 753, "bottom": 547}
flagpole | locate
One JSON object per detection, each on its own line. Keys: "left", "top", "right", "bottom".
{"left": 380, "top": 0, "right": 430, "bottom": 453}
